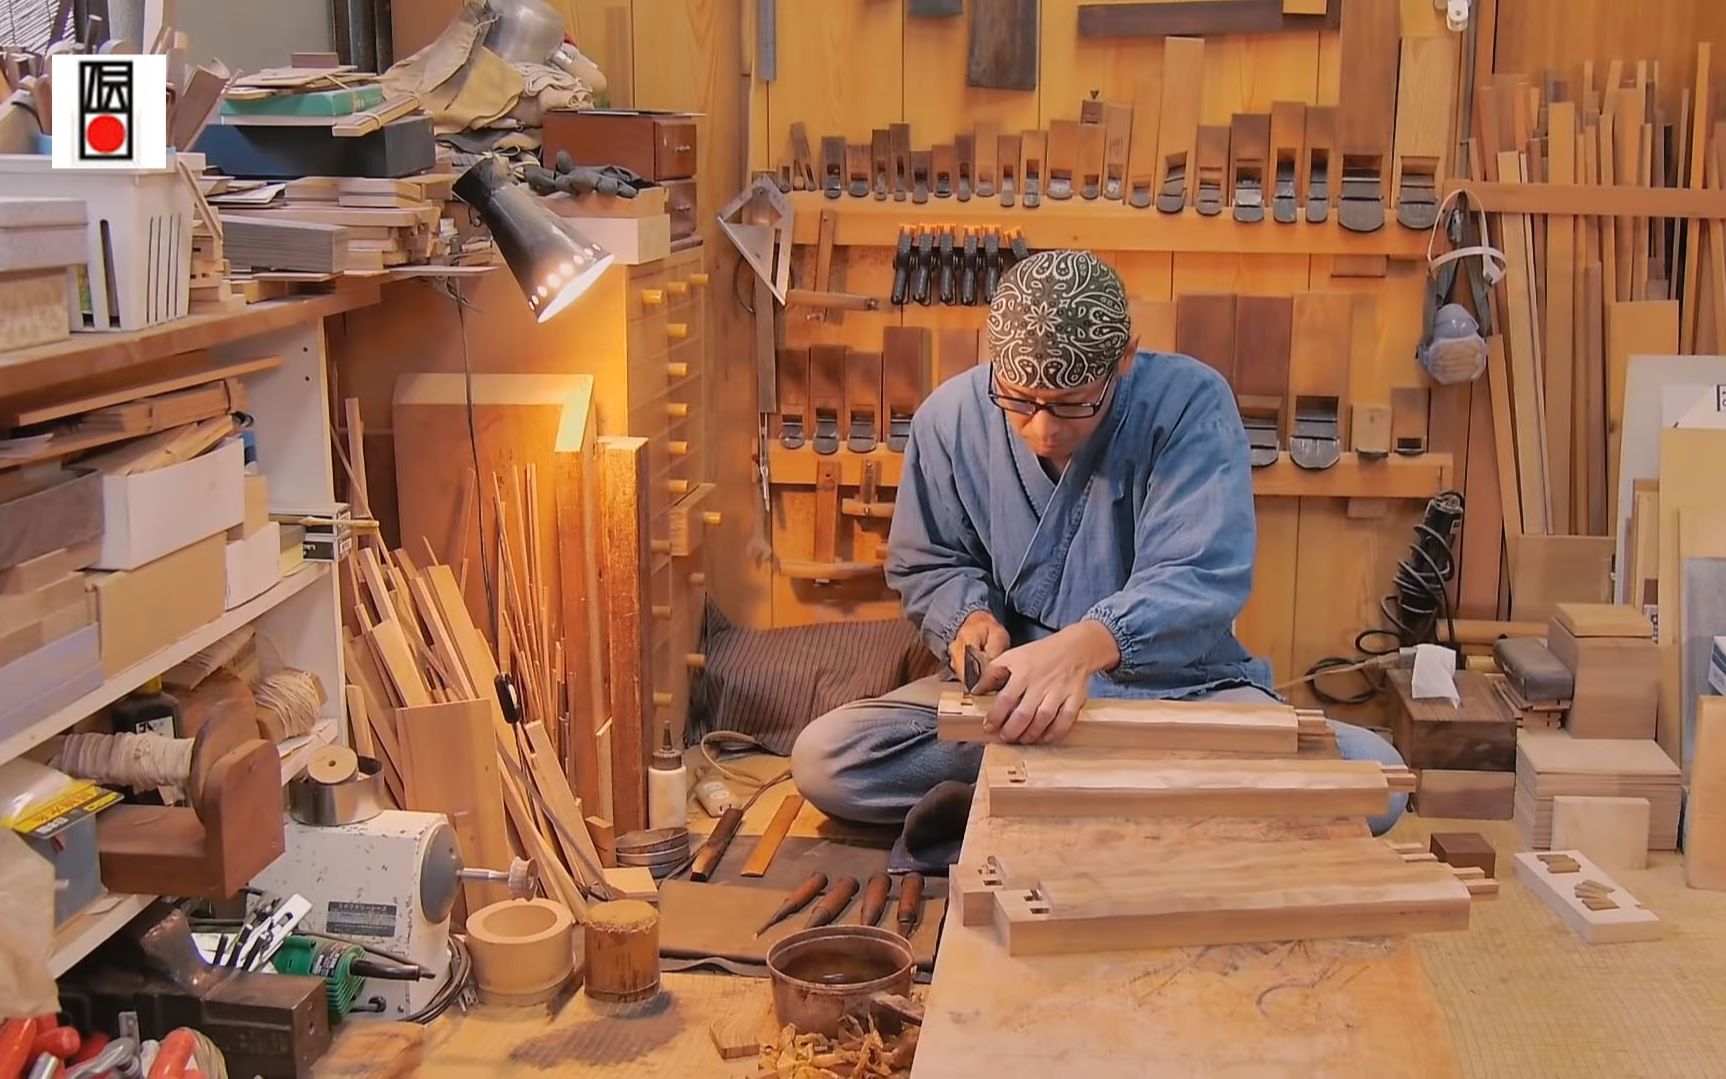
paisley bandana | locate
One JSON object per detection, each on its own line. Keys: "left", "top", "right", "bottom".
{"left": 985, "top": 250, "right": 1132, "bottom": 390}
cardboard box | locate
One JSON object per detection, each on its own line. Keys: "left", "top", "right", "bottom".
{"left": 1547, "top": 620, "right": 1659, "bottom": 740}
{"left": 94, "top": 439, "right": 244, "bottom": 571}
{"left": 225, "top": 522, "right": 281, "bottom": 608}
{"left": 228, "top": 473, "right": 270, "bottom": 541}
{"left": 555, "top": 213, "right": 671, "bottom": 265}
{"left": 89, "top": 534, "right": 225, "bottom": 677}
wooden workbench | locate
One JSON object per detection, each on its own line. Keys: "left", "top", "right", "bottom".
{"left": 913, "top": 742, "right": 1459, "bottom": 1077}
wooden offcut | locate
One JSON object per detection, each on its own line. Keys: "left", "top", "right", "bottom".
{"left": 1387, "top": 670, "right": 1517, "bottom": 772}
{"left": 598, "top": 438, "right": 654, "bottom": 833}
{"left": 1414, "top": 770, "right": 1515, "bottom": 820}
{"left": 1686, "top": 697, "right": 1726, "bottom": 890}
{"left": 966, "top": 0, "right": 1038, "bottom": 90}
{"left": 1550, "top": 795, "right": 1651, "bottom": 872}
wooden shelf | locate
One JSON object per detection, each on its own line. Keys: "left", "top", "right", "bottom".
{"left": 0, "top": 286, "right": 381, "bottom": 400}
{"left": 768, "top": 445, "right": 1452, "bottom": 499}
{"left": 0, "top": 563, "right": 332, "bottom": 765}
{"left": 50, "top": 893, "right": 153, "bottom": 976}
{"left": 785, "top": 192, "right": 1430, "bottom": 257}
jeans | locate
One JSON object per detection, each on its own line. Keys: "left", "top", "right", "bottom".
{"left": 790, "top": 675, "right": 1410, "bottom": 836}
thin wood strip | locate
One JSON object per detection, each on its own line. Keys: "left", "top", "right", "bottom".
{"left": 740, "top": 795, "right": 804, "bottom": 878}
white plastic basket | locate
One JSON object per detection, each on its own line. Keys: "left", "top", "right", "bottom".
{"left": 0, "top": 152, "right": 192, "bottom": 331}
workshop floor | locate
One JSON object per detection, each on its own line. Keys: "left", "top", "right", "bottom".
{"left": 346, "top": 769, "right": 1726, "bottom": 1078}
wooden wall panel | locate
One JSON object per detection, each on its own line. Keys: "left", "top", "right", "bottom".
{"left": 767, "top": 2, "right": 903, "bottom": 156}
{"left": 1239, "top": 497, "right": 1300, "bottom": 683}
{"left": 1039, "top": 0, "right": 1169, "bottom": 118}
{"left": 1493, "top": 0, "right": 1720, "bottom": 116}
{"left": 904, "top": 11, "right": 1039, "bottom": 137}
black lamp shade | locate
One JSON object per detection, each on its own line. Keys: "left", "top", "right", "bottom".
{"left": 455, "top": 156, "right": 615, "bottom": 322}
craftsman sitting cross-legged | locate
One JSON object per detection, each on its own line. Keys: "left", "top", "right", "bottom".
{"left": 791, "top": 249, "right": 1408, "bottom": 856}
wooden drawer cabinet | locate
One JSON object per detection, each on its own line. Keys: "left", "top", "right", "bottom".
{"left": 664, "top": 179, "right": 697, "bottom": 240}
{"left": 542, "top": 110, "right": 698, "bottom": 181}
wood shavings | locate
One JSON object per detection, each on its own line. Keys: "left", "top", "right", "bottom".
{"left": 756, "top": 1016, "right": 919, "bottom": 1079}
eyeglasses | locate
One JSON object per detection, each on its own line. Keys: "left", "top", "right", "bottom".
{"left": 988, "top": 365, "right": 1117, "bottom": 419}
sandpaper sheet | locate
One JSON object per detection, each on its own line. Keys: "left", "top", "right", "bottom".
{"left": 659, "top": 838, "right": 946, "bottom": 971}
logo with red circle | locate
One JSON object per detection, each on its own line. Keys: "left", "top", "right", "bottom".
{"left": 78, "top": 60, "right": 133, "bottom": 162}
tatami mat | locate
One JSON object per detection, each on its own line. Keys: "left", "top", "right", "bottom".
{"left": 1391, "top": 815, "right": 1726, "bottom": 1078}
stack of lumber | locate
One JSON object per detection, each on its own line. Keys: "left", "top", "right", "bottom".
{"left": 1464, "top": 48, "right": 1720, "bottom": 624}
{"left": 183, "top": 164, "right": 246, "bottom": 314}
{"left": 1514, "top": 729, "right": 1681, "bottom": 850}
{"left": 216, "top": 172, "right": 467, "bottom": 274}
{"left": 1, "top": 358, "right": 267, "bottom": 473}
{"left": 336, "top": 454, "right": 619, "bottom": 921}
{"left": 221, "top": 214, "right": 353, "bottom": 274}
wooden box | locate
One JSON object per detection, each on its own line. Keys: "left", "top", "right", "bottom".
{"left": 1414, "top": 769, "right": 1514, "bottom": 819}
{"left": 1546, "top": 621, "right": 1658, "bottom": 740}
{"left": 542, "top": 110, "right": 699, "bottom": 181}
{"left": 1388, "top": 670, "right": 1517, "bottom": 771}
{"left": 89, "top": 533, "right": 226, "bottom": 677}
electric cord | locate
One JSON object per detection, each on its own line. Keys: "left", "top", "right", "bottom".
{"left": 1303, "top": 491, "right": 1465, "bottom": 706}
{"left": 406, "top": 936, "right": 473, "bottom": 1023}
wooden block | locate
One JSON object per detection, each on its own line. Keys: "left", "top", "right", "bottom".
{"left": 1302, "top": 106, "right": 1337, "bottom": 222}
{"left": 1512, "top": 850, "right": 1662, "bottom": 943}
{"left": 1685, "top": 697, "right": 1726, "bottom": 889}
{"left": 1509, "top": 536, "right": 1614, "bottom": 623}
{"left": 1546, "top": 621, "right": 1658, "bottom": 741}
{"left": 1269, "top": 100, "right": 1306, "bottom": 218}
{"left": 1415, "top": 771, "right": 1514, "bottom": 820}
{"left": 939, "top": 690, "right": 1306, "bottom": 754}
{"left": 1387, "top": 670, "right": 1517, "bottom": 771}
{"left": 1429, "top": 831, "right": 1496, "bottom": 877}
{"left": 1102, "top": 103, "right": 1133, "bottom": 202}
{"left": 1046, "top": 119, "right": 1079, "bottom": 200}
{"left": 1553, "top": 603, "right": 1653, "bottom": 639}
{"left": 1287, "top": 292, "right": 1354, "bottom": 451}
{"left": 1175, "top": 293, "right": 1236, "bottom": 383}
{"left": 1228, "top": 113, "right": 1271, "bottom": 221}
{"left": 1390, "top": 32, "right": 1456, "bottom": 223}
{"left": 1551, "top": 795, "right": 1650, "bottom": 872}
{"left": 0, "top": 540, "right": 97, "bottom": 595}
{"left": 985, "top": 754, "right": 1409, "bottom": 819}
{"left": 1076, "top": 0, "right": 1339, "bottom": 36}
{"left": 1231, "top": 295, "right": 1293, "bottom": 445}
{"left": 843, "top": 348, "right": 883, "bottom": 453}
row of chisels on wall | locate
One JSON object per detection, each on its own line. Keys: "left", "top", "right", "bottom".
{"left": 778, "top": 20, "right": 1451, "bottom": 232}
{"left": 773, "top": 294, "right": 1438, "bottom": 472}
{"left": 889, "top": 226, "right": 1032, "bottom": 307}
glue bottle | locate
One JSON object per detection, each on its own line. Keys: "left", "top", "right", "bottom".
{"left": 647, "top": 724, "right": 689, "bottom": 829}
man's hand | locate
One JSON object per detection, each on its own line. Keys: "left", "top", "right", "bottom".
{"left": 972, "top": 620, "right": 1122, "bottom": 744}
{"left": 949, "top": 610, "right": 1010, "bottom": 683}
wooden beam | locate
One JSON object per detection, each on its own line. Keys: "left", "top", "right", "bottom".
{"left": 938, "top": 690, "right": 1316, "bottom": 754}
{"left": 1448, "top": 179, "right": 1726, "bottom": 219}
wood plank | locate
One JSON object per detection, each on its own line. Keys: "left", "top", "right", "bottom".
{"left": 1335, "top": 0, "right": 1400, "bottom": 158}
{"left": 1681, "top": 43, "right": 1713, "bottom": 352}
{"left": 520, "top": 719, "right": 606, "bottom": 888}
{"left": 739, "top": 795, "right": 804, "bottom": 878}
{"left": 1508, "top": 534, "right": 1613, "bottom": 622}
{"left": 966, "top": 0, "right": 1038, "bottom": 91}
{"left": 598, "top": 437, "right": 653, "bottom": 833}
{"left": 1550, "top": 795, "right": 1650, "bottom": 871}
{"left": 1685, "top": 696, "right": 1726, "bottom": 889}
{"left": 1457, "top": 370, "right": 1505, "bottom": 618}
{"left": 1485, "top": 336, "right": 1524, "bottom": 566}
{"left": 1497, "top": 153, "right": 1552, "bottom": 535}
{"left": 938, "top": 690, "right": 1306, "bottom": 753}
{"left": 1, "top": 355, "right": 277, "bottom": 427}
{"left": 394, "top": 699, "right": 512, "bottom": 911}
{"left": 991, "top": 858, "right": 1469, "bottom": 957}
{"left": 1604, "top": 301, "right": 1679, "bottom": 533}
{"left": 1580, "top": 264, "right": 1608, "bottom": 535}
{"left": 1076, "top": 0, "right": 1338, "bottom": 37}
{"left": 1544, "top": 102, "right": 1578, "bottom": 532}
{"left": 1511, "top": 850, "right": 1662, "bottom": 943}
{"left": 365, "top": 618, "right": 431, "bottom": 708}
{"left": 985, "top": 753, "right": 1410, "bottom": 819}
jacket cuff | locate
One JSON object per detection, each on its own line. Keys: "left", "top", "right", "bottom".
{"left": 1082, "top": 603, "right": 1140, "bottom": 675}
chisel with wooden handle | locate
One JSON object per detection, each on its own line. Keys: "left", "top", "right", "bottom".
{"left": 755, "top": 871, "right": 829, "bottom": 938}
{"left": 689, "top": 806, "right": 744, "bottom": 882}
{"left": 805, "top": 874, "right": 861, "bottom": 928}
{"left": 858, "top": 872, "right": 893, "bottom": 926}
{"left": 896, "top": 872, "right": 926, "bottom": 938}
